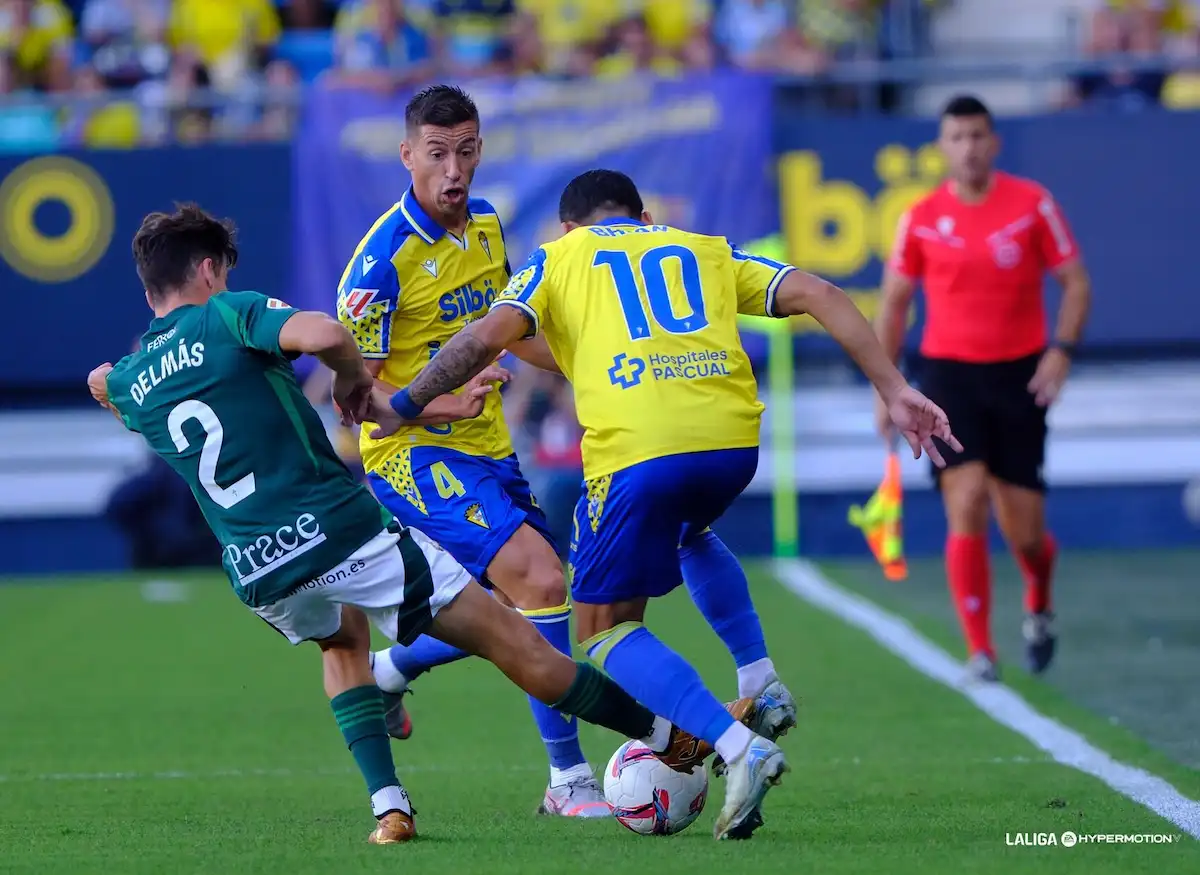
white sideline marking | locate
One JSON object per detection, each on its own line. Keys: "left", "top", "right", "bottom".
{"left": 774, "top": 558, "right": 1200, "bottom": 840}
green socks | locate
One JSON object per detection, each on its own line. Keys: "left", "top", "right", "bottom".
{"left": 331, "top": 685, "right": 409, "bottom": 816}
{"left": 551, "top": 662, "right": 658, "bottom": 741}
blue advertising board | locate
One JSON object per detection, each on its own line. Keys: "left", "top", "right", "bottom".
{"left": 0, "top": 145, "right": 291, "bottom": 394}
{"left": 5, "top": 85, "right": 1200, "bottom": 397}
{"left": 774, "top": 110, "right": 1200, "bottom": 353}
{"left": 291, "top": 74, "right": 779, "bottom": 318}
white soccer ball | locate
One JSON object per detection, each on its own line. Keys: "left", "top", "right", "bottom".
{"left": 603, "top": 740, "right": 709, "bottom": 836}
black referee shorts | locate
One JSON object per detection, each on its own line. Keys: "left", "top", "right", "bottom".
{"left": 916, "top": 353, "right": 1047, "bottom": 492}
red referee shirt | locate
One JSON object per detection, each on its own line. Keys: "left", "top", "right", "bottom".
{"left": 890, "top": 170, "right": 1080, "bottom": 363}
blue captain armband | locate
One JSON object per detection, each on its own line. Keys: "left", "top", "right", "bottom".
{"left": 390, "top": 387, "right": 426, "bottom": 420}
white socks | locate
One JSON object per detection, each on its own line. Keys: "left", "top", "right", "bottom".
{"left": 643, "top": 715, "right": 674, "bottom": 753}
{"left": 549, "top": 763, "right": 594, "bottom": 787}
{"left": 645, "top": 709, "right": 756, "bottom": 765}
{"left": 371, "top": 784, "right": 412, "bottom": 817}
{"left": 370, "top": 650, "right": 409, "bottom": 694}
{"left": 714, "top": 722, "right": 755, "bottom": 766}
{"left": 736, "top": 657, "right": 777, "bottom": 699}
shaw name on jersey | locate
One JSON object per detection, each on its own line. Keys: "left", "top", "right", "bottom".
{"left": 492, "top": 219, "right": 793, "bottom": 480}
{"left": 337, "top": 187, "right": 514, "bottom": 472}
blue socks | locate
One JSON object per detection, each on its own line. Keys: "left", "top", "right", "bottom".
{"left": 381, "top": 636, "right": 468, "bottom": 682}
{"left": 681, "top": 530, "right": 769, "bottom": 668}
{"left": 518, "top": 603, "right": 588, "bottom": 772}
{"left": 587, "top": 623, "right": 735, "bottom": 746}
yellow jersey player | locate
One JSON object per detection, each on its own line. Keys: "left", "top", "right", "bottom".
{"left": 334, "top": 86, "right": 608, "bottom": 817}
{"left": 368, "top": 169, "right": 962, "bottom": 840}
{"left": 88, "top": 202, "right": 733, "bottom": 846}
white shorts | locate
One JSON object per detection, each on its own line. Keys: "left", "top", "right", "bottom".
{"left": 252, "top": 526, "right": 472, "bottom": 646}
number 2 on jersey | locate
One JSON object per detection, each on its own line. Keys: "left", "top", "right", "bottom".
{"left": 168, "top": 400, "right": 256, "bottom": 509}
{"left": 593, "top": 244, "right": 709, "bottom": 340}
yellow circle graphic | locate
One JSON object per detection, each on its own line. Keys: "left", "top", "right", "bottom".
{"left": 0, "top": 156, "right": 115, "bottom": 283}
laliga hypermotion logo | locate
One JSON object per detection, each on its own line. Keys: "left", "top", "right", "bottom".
{"left": 1006, "top": 831, "right": 1181, "bottom": 847}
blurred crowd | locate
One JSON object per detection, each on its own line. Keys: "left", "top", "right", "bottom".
{"left": 4, "top": 1, "right": 1200, "bottom": 148}
{"left": 0, "top": 0, "right": 895, "bottom": 149}
{"left": 1071, "top": 0, "right": 1200, "bottom": 110}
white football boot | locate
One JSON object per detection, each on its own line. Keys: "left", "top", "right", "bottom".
{"left": 749, "top": 678, "right": 798, "bottom": 741}
{"left": 713, "top": 736, "right": 789, "bottom": 841}
{"left": 536, "top": 773, "right": 610, "bottom": 818}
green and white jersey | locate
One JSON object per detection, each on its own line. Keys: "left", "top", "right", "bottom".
{"left": 106, "top": 290, "right": 391, "bottom": 608}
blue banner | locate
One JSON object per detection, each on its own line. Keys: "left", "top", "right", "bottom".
{"left": 292, "top": 74, "right": 778, "bottom": 317}
{"left": 774, "top": 111, "right": 1200, "bottom": 353}
{"left": 0, "top": 145, "right": 292, "bottom": 393}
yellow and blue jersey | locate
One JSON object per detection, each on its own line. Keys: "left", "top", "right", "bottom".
{"left": 337, "top": 186, "right": 515, "bottom": 474}
{"left": 493, "top": 218, "right": 793, "bottom": 480}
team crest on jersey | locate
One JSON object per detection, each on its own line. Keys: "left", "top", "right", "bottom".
{"left": 342, "top": 288, "right": 378, "bottom": 320}
{"left": 465, "top": 502, "right": 489, "bottom": 529}
{"left": 266, "top": 297, "right": 290, "bottom": 310}
{"left": 421, "top": 258, "right": 439, "bottom": 278}
{"left": 478, "top": 231, "right": 491, "bottom": 262}
{"left": 990, "top": 237, "right": 1022, "bottom": 269}
{"left": 988, "top": 232, "right": 1023, "bottom": 269}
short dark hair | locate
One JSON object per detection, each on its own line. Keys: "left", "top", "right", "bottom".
{"left": 132, "top": 203, "right": 238, "bottom": 300}
{"left": 941, "top": 94, "right": 993, "bottom": 127}
{"left": 405, "top": 84, "right": 479, "bottom": 133}
{"left": 558, "top": 169, "right": 644, "bottom": 224}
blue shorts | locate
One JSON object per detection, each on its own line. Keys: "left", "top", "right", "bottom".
{"left": 367, "top": 447, "right": 555, "bottom": 582}
{"left": 568, "top": 448, "right": 758, "bottom": 605}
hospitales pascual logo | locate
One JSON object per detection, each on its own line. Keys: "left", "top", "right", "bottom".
{"left": 1006, "top": 831, "right": 1181, "bottom": 847}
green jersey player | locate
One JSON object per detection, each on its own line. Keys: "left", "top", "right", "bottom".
{"left": 87, "top": 204, "right": 749, "bottom": 844}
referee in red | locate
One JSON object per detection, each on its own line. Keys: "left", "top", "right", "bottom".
{"left": 875, "top": 95, "right": 1091, "bottom": 682}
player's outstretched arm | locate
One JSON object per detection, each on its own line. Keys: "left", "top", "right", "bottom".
{"left": 364, "top": 360, "right": 511, "bottom": 425}
{"left": 773, "top": 270, "right": 963, "bottom": 465}
{"left": 279, "top": 311, "right": 375, "bottom": 423}
{"left": 366, "top": 306, "right": 530, "bottom": 438}
{"left": 507, "top": 335, "right": 562, "bottom": 375}
{"left": 773, "top": 271, "right": 909, "bottom": 397}
{"left": 871, "top": 267, "right": 918, "bottom": 438}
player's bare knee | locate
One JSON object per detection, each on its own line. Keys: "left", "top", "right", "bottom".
{"left": 488, "top": 524, "right": 567, "bottom": 610}
{"left": 942, "top": 467, "right": 990, "bottom": 535}
{"left": 524, "top": 562, "right": 567, "bottom": 610}
{"left": 498, "top": 555, "right": 566, "bottom": 611}
{"left": 990, "top": 484, "right": 1046, "bottom": 556}
{"left": 1005, "top": 519, "right": 1047, "bottom": 559}
{"left": 573, "top": 602, "right": 614, "bottom": 644}
{"left": 573, "top": 600, "right": 643, "bottom": 646}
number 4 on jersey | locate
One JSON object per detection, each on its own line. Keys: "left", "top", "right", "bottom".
{"left": 431, "top": 461, "right": 465, "bottom": 500}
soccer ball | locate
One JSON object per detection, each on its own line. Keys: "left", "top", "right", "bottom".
{"left": 603, "top": 740, "right": 709, "bottom": 836}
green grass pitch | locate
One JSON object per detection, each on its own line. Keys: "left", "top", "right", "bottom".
{"left": 1, "top": 563, "right": 1196, "bottom": 874}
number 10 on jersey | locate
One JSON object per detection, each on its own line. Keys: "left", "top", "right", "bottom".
{"left": 593, "top": 244, "right": 710, "bottom": 340}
